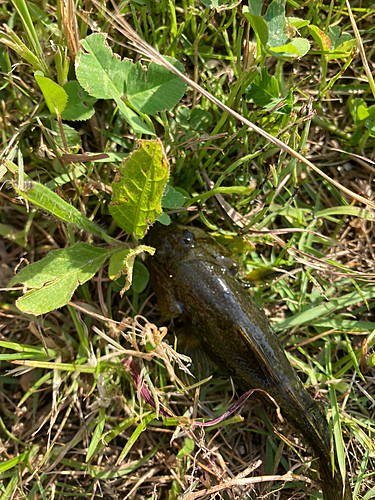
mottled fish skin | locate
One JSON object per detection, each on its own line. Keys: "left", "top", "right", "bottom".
{"left": 146, "top": 223, "right": 351, "bottom": 500}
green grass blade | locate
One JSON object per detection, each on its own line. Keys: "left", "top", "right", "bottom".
{"left": 274, "top": 287, "right": 375, "bottom": 331}
{"left": 329, "top": 384, "right": 346, "bottom": 485}
{"left": 353, "top": 448, "right": 369, "bottom": 499}
{"left": 116, "top": 412, "right": 156, "bottom": 465}
{"left": 0, "top": 445, "right": 39, "bottom": 473}
{"left": 92, "top": 440, "right": 163, "bottom": 479}
{"left": 10, "top": 0, "right": 48, "bottom": 74}
{"left": 86, "top": 407, "right": 106, "bottom": 462}
{"left": 1, "top": 473, "right": 19, "bottom": 500}
{"left": 0, "top": 26, "right": 46, "bottom": 72}
{"left": 362, "top": 485, "right": 375, "bottom": 500}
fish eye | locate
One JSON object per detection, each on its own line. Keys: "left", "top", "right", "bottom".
{"left": 181, "top": 230, "right": 194, "bottom": 243}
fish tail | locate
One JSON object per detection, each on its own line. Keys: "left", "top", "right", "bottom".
{"left": 288, "top": 394, "right": 352, "bottom": 500}
{"left": 319, "top": 455, "right": 352, "bottom": 500}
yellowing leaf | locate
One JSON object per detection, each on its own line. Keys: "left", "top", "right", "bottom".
{"left": 108, "top": 245, "right": 155, "bottom": 296}
{"left": 309, "top": 25, "right": 332, "bottom": 52}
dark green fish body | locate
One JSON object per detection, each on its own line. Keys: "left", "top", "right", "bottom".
{"left": 146, "top": 224, "right": 351, "bottom": 500}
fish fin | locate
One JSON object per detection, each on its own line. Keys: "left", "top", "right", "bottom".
{"left": 234, "top": 324, "right": 276, "bottom": 379}
{"left": 174, "top": 326, "right": 216, "bottom": 391}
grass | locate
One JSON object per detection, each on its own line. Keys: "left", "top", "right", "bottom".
{"left": 1, "top": 0, "right": 375, "bottom": 499}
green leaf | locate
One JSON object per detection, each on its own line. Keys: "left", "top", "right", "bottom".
{"left": 132, "top": 261, "right": 150, "bottom": 293}
{"left": 108, "top": 245, "right": 155, "bottom": 296}
{"left": 9, "top": 242, "right": 112, "bottom": 314}
{"left": 132, "top": 0, "right": 152, "bottom": 5}
{"left": 199, "top": 0, "right": 235, "bottom": 8}
{"left": 0, "top": 340, "right": 58, "bottom": 355}
{"left": 245, "top": 67, "right": 280, "bottom": 109}
{"left": 0, "top": 223, "right": 28, "bottom": 248}
{"left": 244, "top": 1, "right": 310, "bottom": 59}
{"left": 189, "top": 106, "right": 213, "bottom": 131}
{"left": 176, "top": 437, "right": 194, "bottom": 459}
{"left": 168, "top": 480, "right": 182, "bottom": 500}
{"left": 264, "top": 1, "right": 310, "bottom": 57}
{"left": 45, "top": 166, "right": 86, "bottom": 190}
{"left": 95, "top": 416, "right": 139, "bottom": 454}
{"left": 76, "top": 33, "right": 153, "bottom": 135}
{"left": 353, "top": 450, "right": 369, "bottom": 499}
{"left": 50, "top": 120, "right": 81, "bottom": 148}
{"left": 175, "top": 105, "right": 190, "bottom": 130}
{"left": 156, "top": 212, "right": 171, "bottom": 225}
{"left": 12, "top": 180, "right": 112, "bottom": 242}
{"left": 91, "top": 442, "right": 162, "bottom": 478}
{"left": 61, "top": 81, "right": 97, "bottom": 121}
{"left": 265, "top": 0, "right": 289, "bottom": 48}
{"left": 268, "top": 38, "right": 310, "bottom": 58}
{"left": 34, "top": 72, "right": 68, "bottom": 114}
{"left": 242, "top": 6, "right": 268, "bottom": 48}
{"left": 328, "top": 26, "right": 352, "bottom": 51}
{"left": 109, "top": 139, "right": 170, "bottom": 239}
{"left": 287, "top": 17, "right": 310, "bottom": 30}
{"left": 328, "top": 39, "right": 356, "bottom": 61}
{"left": 127, "top": 58, "right": 185, "bottom": 115}
{"left": 245, "top": 0, "right": 262, "bottom": 16}
{"left": 365, "top": 120, "right": 375, "bottom": 137}
{"left": 264, "top": 0, "right": 284, "bottom": 24}
{"left": 349, "top": 98, "right": 375, "bottom": 124}
{"left": 76, "top": 33, "right": 132, "bottom": 99}
{"left": 309, "top": 25, "right": 355, "bottom": 60}
{"left": 314, "top": 320, "right": 375, "bottom": 332}
{"left": 161, "top": 185, "right": 185, "bottom": 209}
